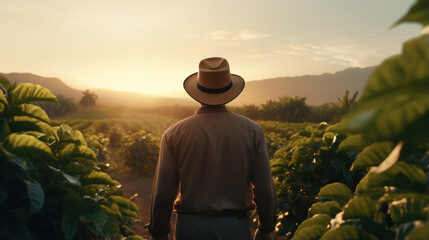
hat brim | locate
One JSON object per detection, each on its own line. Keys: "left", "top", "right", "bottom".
{"left": 183, "top": 73, "right": 245, "bottom": 106}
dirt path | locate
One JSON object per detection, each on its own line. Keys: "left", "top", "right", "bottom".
{"left": 108, "top": 148, "right": 176, "bottom": 240}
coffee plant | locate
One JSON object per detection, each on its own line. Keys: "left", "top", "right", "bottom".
{"left": 119, "top": 131, "right": 160, "bottom": 174}
{"left": 0, "top": 78, "right": 143, "bottom": 240}
{"left": 288, "top": 1, "right": 429, "bottom": 239}
{"left": 271, "top": 122, "right": 364, "bottom": 236}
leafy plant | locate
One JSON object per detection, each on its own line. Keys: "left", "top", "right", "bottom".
{"left": 271, "top": 122, "right": 364, "bottom": 236}
{"left": 120, "top": 131, "right": 160, "bottom": 173}
{"left": 289, "top": 1, "right": 429, "bottom": 239}
{"left": 0, "top": 78, "right": 142, "bottom": 239}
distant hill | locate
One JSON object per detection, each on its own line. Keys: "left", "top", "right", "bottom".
{"left": 1, "top": 66, "right": 376, "bottom": 107}
{"left": 0, "top": 72, "right": 83, "bottom": 100}
{"left": 0, "top": 72, "right": 194, "bottom": 107}
{"left": 232, "top": 66, "right": 376, "bottom": 106}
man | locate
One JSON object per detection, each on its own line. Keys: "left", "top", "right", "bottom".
{"left": 148, "top": 57, "right": 276, "bottom": 240}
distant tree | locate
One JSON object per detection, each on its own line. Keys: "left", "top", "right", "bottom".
{"left": 331, "top": 90, "right": 359, "bottom": 115}
{"left": 261, "top": 96, "right": 311, "bottom": 122}
{"left": 309, "top": 103, "right": 341, "bottom": 123}
{"left": 79, "top": 89, "right": 97, "bottom": 107}
{"left": 231, "top": 104, "right": 261, "bottom": 120}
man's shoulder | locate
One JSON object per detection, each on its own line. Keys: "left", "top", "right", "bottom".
{"left": 228, "top": 111, "right": 263, "bottom": 130}
{"left": 164, "top": 115, "right": 194, "bottom": 135}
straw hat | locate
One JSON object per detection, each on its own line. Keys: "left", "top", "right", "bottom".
{"left": 183, "top": 57, "right": 245, "bottom": 106}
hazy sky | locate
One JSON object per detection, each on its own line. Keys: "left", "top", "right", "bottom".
{"left": 0, "top": 0, "right": 423, "bottom": 96}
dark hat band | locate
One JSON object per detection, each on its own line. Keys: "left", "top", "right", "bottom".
{"left": 196, "top": 82, "right": 233, "bottom": 94}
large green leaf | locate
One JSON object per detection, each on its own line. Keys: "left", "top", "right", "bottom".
{"left": 3, "top": 133, "right": 53, "bottom": 157}
{"left": 317, "top": 183, "right": 354, "bottom": 207}
{"left": 58, "top": 144, "right": 97, "bottom": 161}
{"left": 369, "top": 141, "right": 403, "bottom": 173}
{"left": 333, "top": 88, "right": 429, "bottom": 142}
{"left": 379, "top": 191, "right": 429, "bottom": 205}
{"left": 108, "top": 195, "right": 140, "bottom": 217}
{"left": 9, "top": 83, "right": 59, "bottom": 107}
{"left": 292, "top": 225, "right": 326, "bottom": 240}
{"left": 22, "top": 178, "right": 45, "bottom": 214}
{"left": 320, "top": 225, "right": 377, "bottom": 240}
{"left": 13, "top": 104, "right": 51, "bottom": 124}
{"left": 9, "top": 115, "right": 54, "bottom": 136}
{"left": 389, "top": 198, "right": 427, "bottom": 225}
{"left": 62, "top": 206, "right": 80, "bottom": 240}
{"left": 337, "top": 134, "right": 369, "bottom": 152}
{"left": 101, "top": 203, "right": 122, "bottom": 218}
{"left": 0, "top": 90, "right": 8, "bottom": 106}
{"left": 79, "top": 201, "right": 108, "bottom": 236}
{"left": 55, "top": 124, "right": 87, "bottom": 146}
{"left": 295, "top": 214, "right": 331, "bottom": 235}
{"left": 393, "top": 0, "right": 429, "bottom": 27}
{"left": 343, "top": 196, "right": 377, "bottom": 220}
{"left": 101, "top": 215, "right": 120, "bottom": 238}
{"left": 332, "top": 36, "right": 429, "bottom": 142}
{"left": 0, "top": 75, "right": 12, "bottom": 91}
{"left": 308, "top": 201, "right": 342, "bottom": 218}
{"left": 361, "top": 36, "right": 429, "bottom": 102}
{"left": 81, "top": 171, "right": 119, "bottom": 187}
{"left": 351, "top": 141, "right": 394, "bottom": 170}
{"left": 356, "top": 161, "right": 426, "bottom": 194}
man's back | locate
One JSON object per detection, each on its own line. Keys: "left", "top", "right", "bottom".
{"left": 165, "top": 105, "right": 266, "bottom": 214}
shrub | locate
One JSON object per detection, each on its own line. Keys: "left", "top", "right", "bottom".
{"left": 120, "top": 131, "right": 160, "bottom": 173}
{"left": 0, "top": 78, "right": 142, "bottom": 239}
{"left": 271, "top": 122, "right": 364, "bottom": 236}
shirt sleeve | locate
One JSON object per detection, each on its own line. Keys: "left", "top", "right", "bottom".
{"left": 149, "top": 132, "right": 179, "bottom": 238}
{"left": 251, "top": 127, "right": 277, "bottom": 233}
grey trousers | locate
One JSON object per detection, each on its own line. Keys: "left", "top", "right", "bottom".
{"left": 175, "top": 214, "right": 251, "bottom": 240}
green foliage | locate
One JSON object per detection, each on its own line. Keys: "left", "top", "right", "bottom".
{"left": 308, "top": 201, "right": 342, "bottom": 218}
{"left": 271, "top": 122, "right": 364, "bottom": 235}
{"left": 332, "top": 35, "right": 429, "bottom": 143}
{"left": 261, "top": 96, "right": 311, "bottom": 122}
{"left": 231, "top": 93, "right": 350, "bottom": 123}
{"left": 319, "top": 225, "right": 377, "bottom": 240}
{"left": 120, "top": 130, "right": 160, "bottom": 173}
{"left": 287, "top": 2, "right": 429, "bottom": 239}
{"left": 331, "top": 90, "right": 359, "bottom": 116}
{"left": 3, "top": 133, "right": 53, "bottom": 157}
{"left": 0, "top": 79, "right": 143, "bottom": 239}
{"left": 8, "top": 83, "right": 59, "bottom": 107}
{"left": 393, "top": 0, "right": 429, "bottom": 27}
{"left": 317, "top": 183, "right": 354, "bottom": 207}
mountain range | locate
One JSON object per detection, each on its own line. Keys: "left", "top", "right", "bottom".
{"left": 0, "top": 66, "right": 376, "bottom": 107}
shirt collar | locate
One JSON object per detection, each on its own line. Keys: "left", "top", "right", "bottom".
{"left": 194, "top": 105, "right": 229, "bottom": 114}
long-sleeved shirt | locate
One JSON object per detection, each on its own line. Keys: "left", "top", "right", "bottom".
{"left": 149, "top": 105, "right": 276, "bottom": 238}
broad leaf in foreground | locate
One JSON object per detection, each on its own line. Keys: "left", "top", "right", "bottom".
{"left": 393, "top": 0, "right": 429, "bottom": 27}
{"left": 317, "top": 183, "right": 354, "bottom": 207}
{"left": 3, "top": 133, "right": 53, "bottom": 157}
{"left": 9, "top": 83, "right": 59, "bottom": 107}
